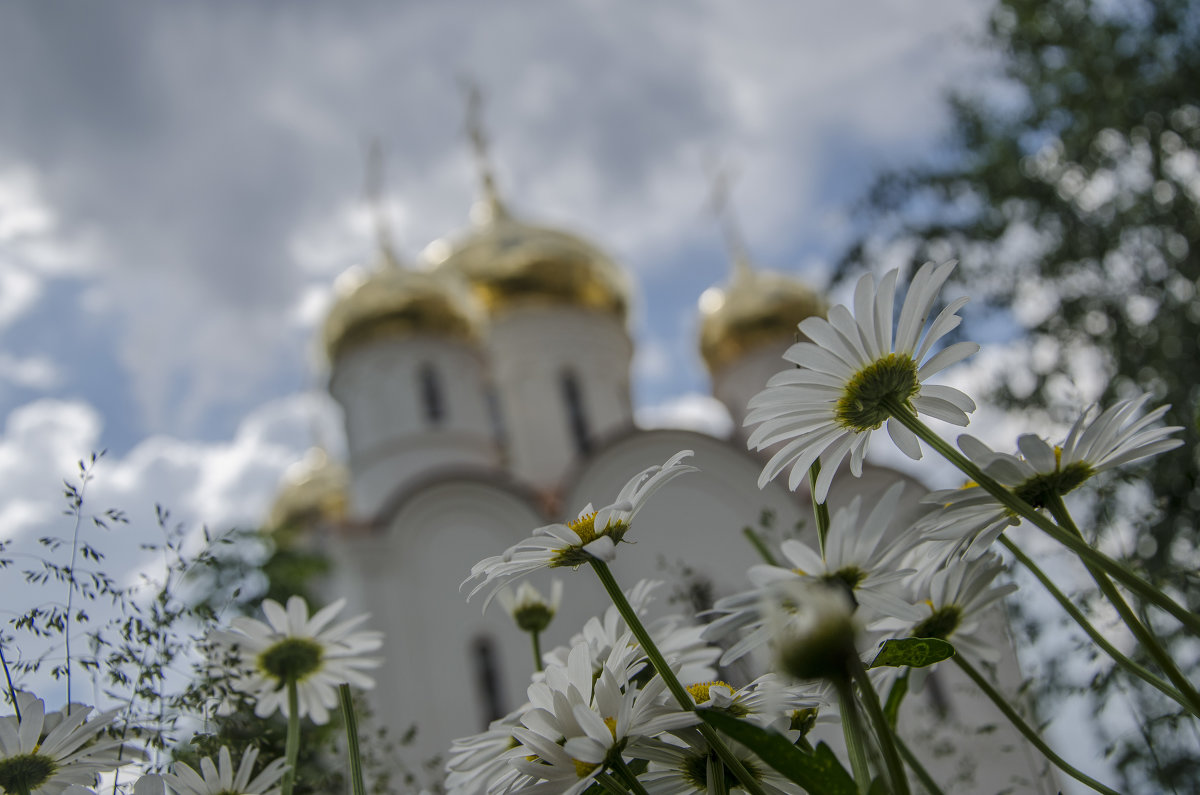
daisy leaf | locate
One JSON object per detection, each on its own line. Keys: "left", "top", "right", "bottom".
{"left": 868, "top": 637, "right": 956, "bottom": 669}
{"left": 696, "top": 709, "right": 858, "bottom": 795}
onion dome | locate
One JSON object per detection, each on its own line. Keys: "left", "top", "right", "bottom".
{"left": 698, "top": 258, "right": 827, "bottom": 375}
{"left": 267, "top": 448, "right": 350, "bottom": 532}
{"left": 421, "top": 197, "right": 632, "bottom": 321}
{"left": 321, "top": 246, "right": 484, "bottom": 362}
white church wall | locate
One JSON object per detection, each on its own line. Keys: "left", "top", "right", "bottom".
{"left": 328, "top": 336, "right": 499, "bottom": 516}
{"left": 326, "top": 478, "right": 557, "bottom": 764}
{"left": 485, "top": 307, "right": 634, "bottom": 489}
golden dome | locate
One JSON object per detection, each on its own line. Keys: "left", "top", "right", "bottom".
{"left": 321, "top": 247, "right": 484, "bottom": 362}
{"left": 267, "top": 448, "right": 349, "bottom": 532}
{"left": 422, "top": 199, "right": 632, "bottom": 321}
{"left": 699, "top": 261, "right": 827, "bottom": 374}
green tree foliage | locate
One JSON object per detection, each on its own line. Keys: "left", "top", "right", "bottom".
{"left": 837, "top": 0, "right": 1200, "bottom": 789}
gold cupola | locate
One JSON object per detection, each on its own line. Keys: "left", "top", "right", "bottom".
{"left": 697, "top": 168, "right": 826, "bottom": 374}
{"left": 699, "top": 258, "right": 827, "bottom": 374}
{"left": 267, "top": 447, "right": 350, "bottom": 532}
{"left": 422, "top": 83, "right": 632, "bottom": 321}
{"left": 321, "top": 143, "right": 485, "bottom": 363}
{"left": 421, "top": 197, "right": 632, "bottom": 322}
{"left": 321, "top": 246, "right": 483, "bottom": 362}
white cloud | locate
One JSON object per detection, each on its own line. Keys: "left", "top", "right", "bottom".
{"left": 0, "top": 400, "right": 104, "bottom": 542}
{"left": 0, "top": 167, "right": 53, "bottom": 242}
{"left": 632, "top": 337, "right": 672, "bottom": 385}
{"left": 637, "top": 391, "right": 733, "bottom": 437}
{"left": 0, "top": 266, "right": 40, "bottom": 330}
{"left": 0, "top": 353, "right": 62, "bottom": 390}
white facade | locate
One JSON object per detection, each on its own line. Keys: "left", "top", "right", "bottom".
{"left": 329, "top": 335, "right": 499, "bottom": 517}
{"left": 482, "top": 306, "right": 634, "bottom": 489}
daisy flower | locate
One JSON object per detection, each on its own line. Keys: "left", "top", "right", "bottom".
{"left": 445, "top": 709, "right": 525, "bottom": 795}
{"left": 211, "top": 596, "right": 383, "bottom": 725}
{"left": 704, "top": 483, "right": 923, "bottom": 665}
{"left": 632, "top": 730, "right": 796, "bottom": 795}
{"left": 684, "top": 674, "right": 824, "bottom": 731}
{"left": 0, "top": 692, "right": 133, "bottom": 794}
{"left": 463, "top": 450, "right": 698, "bottom": 609}
{"left": 879, "top": 553, "right": 1017, "bottom": 673}
{"left": 542, "top": 580, "right": 721, "bottom": 686}
{"left": 513, "top": 658, "right": 698, "bottom": 795}
{"left": 920, "top": 394, "right": 1184, "bottom": 557}
{"left": 497, "top": 580, "right": 563, "bottom": 635}
{"left": 746, "top": 261, "right": 978, "bottom": 501}
{"left": 162, "top": 746, "right": 288, "bottom": 795}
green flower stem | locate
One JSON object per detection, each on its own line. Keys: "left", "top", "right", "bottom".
{"left": 809, "top": 460, "right": 832, "bottom": 558}
{"left": 595, "top": 771, "right": 628, "bottom": 794}
{"left": 530, "top": 630, "right": 543, "bottom": 673}
{"left": 893, "top": 733, "right": 945, "bottom": 795}
{"left": 882, "top": 399, "right": 1200, "bottom": 635}
{"left": 588, "top": 558, "right": 769, "bottom": 795}
{"left": 954, "top": 656, "right": 1119, "bottom": 795}
{"left": 611, "top": 756, "right": 652, "bottom": 795}
{"left": 709, "top": 753, "right": 731, "bottom": 795}
{"left": 999, "top": 534, "right": 1196, "bottom": 716}
{"left": 339, "top": 684, "right": 366, "bottom": 795}
{"left": 849, "top": 656, "right": 911, "bottom": 795}
{"left": 883, "top": 670, "right": 909, "bottom": 729}
{"left": 1044, "top": 494, "right": 1200, "bottom": 718}
{"left": 834, "top": 677, "right": 873, "bottom": 795}
{"left": 743, "top": 526, "right": 779, "bottom": 567}
{"left": 0, "top": 643, "right": 19, "bottom": 721}
{"left": 282, "top": 678, "right": 301, "bottom": 795}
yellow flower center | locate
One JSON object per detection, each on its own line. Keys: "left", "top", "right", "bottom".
{"left": 552, "top": 510, "right": 631, "bottom": 567}
{"left": 835, "top": 353, "right": 920, "bottom": 431}
{"left": 570, "top": 718, "right": 617, "bottom": 779}
{"left": 687, "top": 680, "right": 733, "bottom": 704}
{"left": 573, "top": 759, "right": 599, "bottom": 777}
{"left": 568, "top": 511, "right": 600, "bottom": 544}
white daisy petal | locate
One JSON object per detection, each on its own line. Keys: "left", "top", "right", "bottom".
{"left": 748, "top": 262, "right": 976, "bottom": 499}
{"left": 887, "top": 416, "right": 923, "bottom": 459}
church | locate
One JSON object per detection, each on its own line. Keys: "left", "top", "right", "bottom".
{"left": 265, "top": 120, "right": 1052, "bottom": 791}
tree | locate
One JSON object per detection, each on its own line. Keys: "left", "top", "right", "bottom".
{"left": 837, "top": 0, "right": 1200, "bottom": 789}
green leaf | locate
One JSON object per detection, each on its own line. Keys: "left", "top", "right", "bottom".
{"left": 697, "top": 708, "right": 857, "bottom": 795}
{"left": 869, "top": 637, "right": 955, "bottom": 669}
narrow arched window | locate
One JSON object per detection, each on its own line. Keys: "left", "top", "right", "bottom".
{"left": 486, "top": 385, "right": 506, "bottom": 447}
{"left": 419, "top": 362, "right": 444, "bottom": 426}
{"left": 470, "top": 634, "right": 506, "bottom": 726}
{"left": 561, "top": 370, "right": 591, "bottom": 455}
